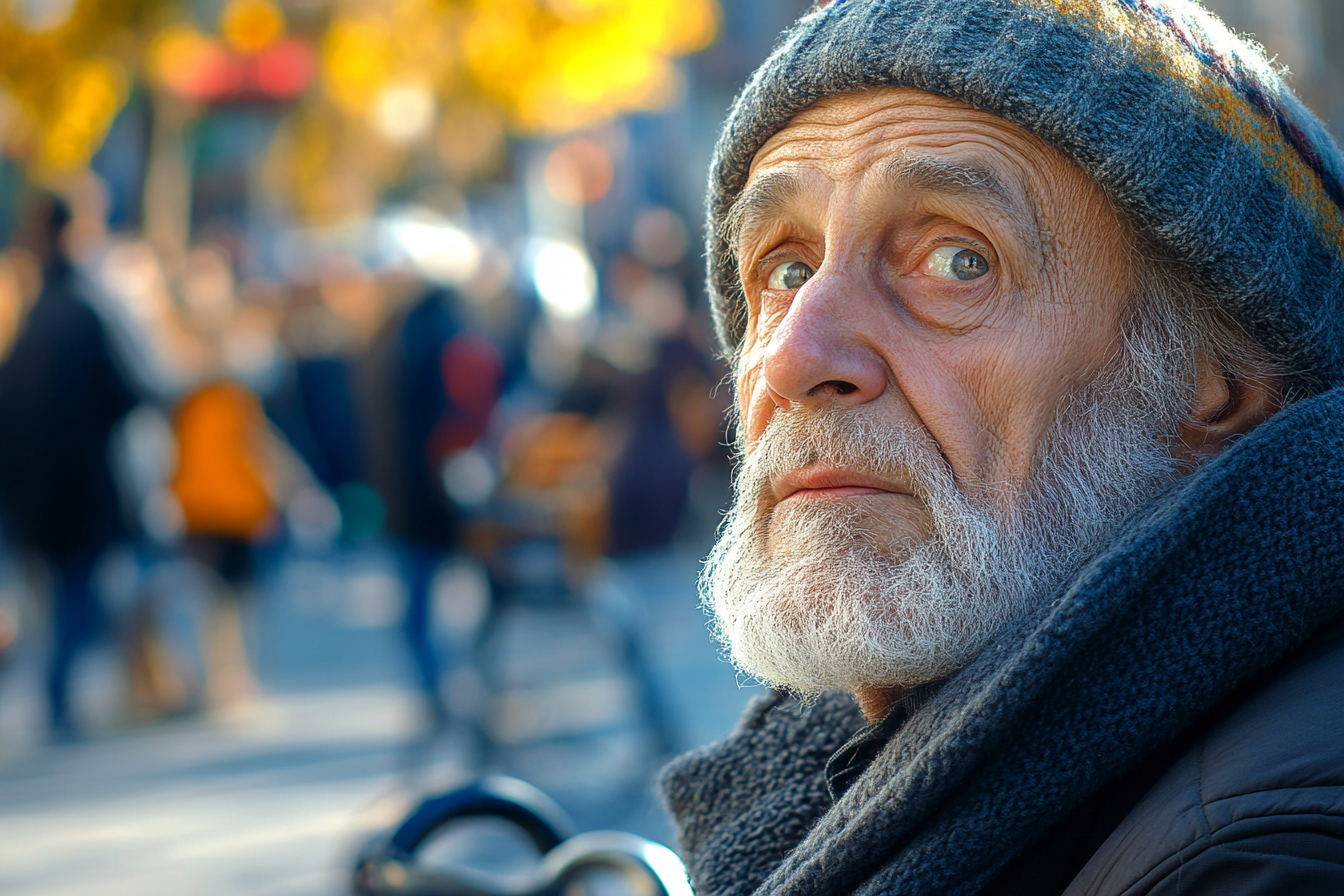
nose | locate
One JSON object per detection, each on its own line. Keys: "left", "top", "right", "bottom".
{"left": 761, "top": 268, "right": 889, "bottom": 410}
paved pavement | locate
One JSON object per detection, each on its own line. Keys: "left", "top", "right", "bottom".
{"left": 0, "top": 544, "right": 752, "bottom": 895}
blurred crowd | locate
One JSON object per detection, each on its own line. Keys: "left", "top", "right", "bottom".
{"left": 0, "top": 167, "right": 730, "bottom": 744}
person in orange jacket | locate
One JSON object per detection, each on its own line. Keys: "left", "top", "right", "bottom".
{"left": 171, "top": 380, "right": 276, "bottom": 714}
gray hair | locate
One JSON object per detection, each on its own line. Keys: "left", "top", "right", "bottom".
{"left": 1123, "top": 236, "right": 1290, "bottom": 435}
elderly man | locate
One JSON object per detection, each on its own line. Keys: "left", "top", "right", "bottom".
{"left": 661, "top": 1, "right": 1344, "bottom": 894}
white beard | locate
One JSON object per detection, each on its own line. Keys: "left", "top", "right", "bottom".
{"left": 701, "top": 350, "right": 1190, "bottom": 700}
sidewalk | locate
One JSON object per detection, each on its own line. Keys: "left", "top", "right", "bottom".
{"left": 0, "top": 546, "right": 750, "bottom": 895}
{"left": 0, "top": 688, "right": 417, "bottom": 896}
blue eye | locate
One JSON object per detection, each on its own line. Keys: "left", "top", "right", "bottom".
{"left": 927, "top": 246, "right": 989, "bottom": 281}
{"left": 767, "top": 260, "right": 815, "bottom": 290}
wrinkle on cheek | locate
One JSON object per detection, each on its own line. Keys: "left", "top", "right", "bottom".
{"left": 908, "top": 280, "right": 1016, "bottom": 335}
{"left": 734, "top": 356, "right": 773, "bottom": 445}
{"left": 756, "top": 300, "right": 792, "bottom": 340}
{"left": 979, "top": 348, "right": 1085, "bottom": 492}
{"left": 1048, "top": 309, "right": 1125, "bottom": 391}
{"left": 938, "top": 342, "right": 1041, "bottom": 492}
{"left": 735, "top": 363, "right": 759, "bottom": 417}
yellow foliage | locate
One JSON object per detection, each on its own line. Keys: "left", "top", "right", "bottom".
{"left": 468, "top": 0, "right": 718, "bottom": 133}
{"left": 0, "top": 0, "right": 720, "bottom": 182}
{"left": 39, "top": 57, "right": 128, "bottom": 172}
{"left": 323, "top": 0, "right": 458, "bottom": 119}
{"left": 0, "top": 0, "right": 160, "bottom": 175}
{"left": 322, "top": 14, "right": 395, "bottom": 114}
{"left": 4, "top": 0, "right": 721, "bottom": 185}
{"left": 323, "top": 0, "right": 720, "bottom": 135}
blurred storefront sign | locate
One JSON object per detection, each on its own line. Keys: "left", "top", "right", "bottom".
{"left": 149, "top": 25, "right": 316, "bottom": 105}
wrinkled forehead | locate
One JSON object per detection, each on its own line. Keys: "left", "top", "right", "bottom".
{"left": 732, "top": 87, "right": 1126, "bottom": 263}
{"left": 754, "top": 90, "right": 1030, "bottom": 157}
{"left": 746, "top": 88, "right": 1098, "bottom": 201}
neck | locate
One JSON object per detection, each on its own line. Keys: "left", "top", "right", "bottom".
{"left": 856, "top": 685, "right": 909, "bottom": 722}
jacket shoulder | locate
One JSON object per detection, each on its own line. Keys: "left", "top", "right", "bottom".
{"left": 1065, "top": 621, "right": 1344, "bottom": 896}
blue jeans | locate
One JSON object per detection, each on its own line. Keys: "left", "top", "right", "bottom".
{"left": 46, "top": 554, "right": 101, "bottom": 736}
{"left": 397, "top": 542, "right": 450, "bottom": 726}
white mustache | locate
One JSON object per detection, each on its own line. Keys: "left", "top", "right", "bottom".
{"left": 741, "top": 407, "right": 956, "bottom": 505}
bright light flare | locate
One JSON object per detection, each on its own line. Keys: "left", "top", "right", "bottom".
{"left": 383, "top": 209, "right": 481, "bottom": 286}
{"left": 532, "top": 239, "right": 597, "bottom": 321}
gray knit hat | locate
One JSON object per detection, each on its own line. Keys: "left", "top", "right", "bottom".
{"left": 707, "top": 0, "right": 1344, "bottom": 393}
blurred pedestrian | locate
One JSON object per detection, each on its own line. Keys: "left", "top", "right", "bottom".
{"left": 359, "top": 285, "right": 502, "bottom": 730}
{"left": 268, "top": 278, "right": 373, "bottom": 543}
{"left": 605, "top": 335, "right": 720, "bottom": 556}
{"left": 170, "top": 380, "right": 276, "bottom": 714}
{"left": 0, "top": 191, "right": 139, "bottom": 740}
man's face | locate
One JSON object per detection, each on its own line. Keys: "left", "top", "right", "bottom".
{"left": 735, "top": 88, "right": 1134, "bottom": 510}
{"left": 706, "top": 88, "right": 1182, "bottom": 717}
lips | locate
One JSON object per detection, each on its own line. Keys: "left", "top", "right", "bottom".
{"left": 772, "top": 466, "right": 912, "bottom": 504}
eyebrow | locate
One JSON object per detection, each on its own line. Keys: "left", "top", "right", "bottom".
{"left": 880, "top": 153, "right": 1015, "bottom": 211}
{"left": 881, "top": 153, "right": 1047, "bottom": 261}
{"left": 725, "top": 151, "right": 1048, "bottom": 266}
{"left": 723, "top": 170, "right": 807, "bottom": 259}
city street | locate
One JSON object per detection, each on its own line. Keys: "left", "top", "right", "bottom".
{"left": 0, "top": 546, "right": 750, "bottom": 895}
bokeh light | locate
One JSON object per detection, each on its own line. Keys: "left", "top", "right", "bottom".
{"left": 531, "top": 238, "right": 597, "bottom": 320}
{"left": 543, "top": 137, "right": 614, "bottom": 206}
{"left": 219, "top": 0, "right": 286, "bottom": 55}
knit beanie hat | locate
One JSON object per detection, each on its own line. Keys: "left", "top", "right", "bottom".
{"left": 706, "top": 0, "right": 1344, "bottom": 393}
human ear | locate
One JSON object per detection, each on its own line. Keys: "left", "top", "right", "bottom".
{"left": 1175, "top": 352, "right": 1282, "bottom": 462}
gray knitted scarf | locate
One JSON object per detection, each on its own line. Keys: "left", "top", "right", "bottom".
{"left": 661, "top": 384, "right": 1344, "bottom": 895}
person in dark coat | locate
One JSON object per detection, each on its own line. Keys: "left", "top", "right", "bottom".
{"left": 359, "top": 286, "right": 502, "bottom": 729}
{"left": 605, "top": 336, "right": 713, "bottom": 556}
{"left": 659, "top": 2, "right": 1344, "bottom": 893}
{"left": 0, "top": 192, "right": 137, "bottom": 739}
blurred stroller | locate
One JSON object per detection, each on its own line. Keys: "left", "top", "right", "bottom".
{"left": 460, "top": 411, "right": 680, "bottom": 773}
{"left": 358, "top": 287, "right": 678, "bottom": 779}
